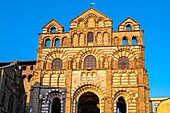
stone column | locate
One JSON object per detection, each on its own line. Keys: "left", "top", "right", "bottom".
{"left": 105, "top": 70, "right": 112, "bottom": 113}
{"left": 65, "top": 70, "right": 72, "bottom": 113}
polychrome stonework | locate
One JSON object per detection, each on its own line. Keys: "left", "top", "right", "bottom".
{"left": 27, "top": 8, "right": 149, "bottom": 113}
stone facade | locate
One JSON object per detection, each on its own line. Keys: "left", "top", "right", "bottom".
{"left": 28, "top": 8, "right": 150, "bottom": 113}
{"left": 0, "top": 61, "right": 26, "bottom": 113}
{"left": 0, "top": 60, "right": 36, "bottom": 106}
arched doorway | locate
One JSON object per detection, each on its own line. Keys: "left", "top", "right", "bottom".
{"left": 78, "top": 92, "right": 100, "bottom": 113}
{"left": 52, "top": 98, "right": 61, "bottom": 113}
{"left": 116, "top": 97, "right": 126, "bottom": 113}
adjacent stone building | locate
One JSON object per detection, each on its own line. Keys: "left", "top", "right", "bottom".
{"left": 0, "top": 61, "right": 26, "bottom": 113}
{"left": 0, "top": 60, "right": 36, "bottom": 107}
{"left": 28, "top": 8, "right": 150, "bottom": 113}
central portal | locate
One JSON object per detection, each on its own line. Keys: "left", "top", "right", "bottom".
{"left": 78, "top": 92, "right": 100, "bottom": 113}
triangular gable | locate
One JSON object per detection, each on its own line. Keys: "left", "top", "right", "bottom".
{"left": 119, "top": 17, "right": 140, "bottom": 26}
{"left": 43, "top": 19, "right": 63, "bottom": 29}
{"left": 70, "top": 8, "right": 112, "bottom": 22}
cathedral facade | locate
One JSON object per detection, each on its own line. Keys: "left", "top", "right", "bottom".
{"left": 29, "top": 8, "right": 149, "bottom": 113}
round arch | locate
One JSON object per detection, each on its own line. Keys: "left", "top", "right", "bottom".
{"left": 40, "top": 89, "right": 65, "bottom": 113}
{"left": 113, "top": 90, "right": 137, "bottom": 113}
{"left": 72, "top": 84, "right": 105, "bottom": 113}
{"left": 112, "top": 47, "right": 140, "bottom": 61}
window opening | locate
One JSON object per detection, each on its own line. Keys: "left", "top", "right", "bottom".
{"left": 45, "top": 39, "right": 51, "bottom": 47}
{"left": 55, "top": 39, "right": 60, "bottom": 47}
{"left": 84, "top": 55, "right": 96, "bottom": 69}
{"left": 132, "top": 36, "right": 137, "bottom": 45}
{"left": 118, "top": 57, "right": 129, "bottom": 69}
{"left": 116, "top": 97, "right": 126, "bottom": 113}
{"left": 51, "top": 27, "right": 56, "bottom": 33}
{"left": 52, "top": 58, "right": 62, "bottom": 70}
{"left": 122, "top": 37, "right": 128, "bottom": 45}
{"left": 87, "top": 32, "right": 94, "bottom": 43}
{"left": 126, "top": 24, "right": 131, "bottom": 30}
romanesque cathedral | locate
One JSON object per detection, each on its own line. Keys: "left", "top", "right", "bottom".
{"left": 1, "top": 8, "right": 156, "bottom": 113}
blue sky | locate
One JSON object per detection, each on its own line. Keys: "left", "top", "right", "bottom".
{"left": 0, "top": 0, "right": 170, "bottom": 97}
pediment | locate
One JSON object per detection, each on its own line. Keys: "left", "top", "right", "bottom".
{"left": 70, "top": 8, "right": 112, "bottom": 23}
{"left": 42, "top": 19, "right": 64, "bottom": 33}
{"left": 119, "top": 17, "right": 140, "bottom": 26}
{"left": 43, "top": 19, "right": 63, "bottom": 29}
{"left": 118, "top": 17, "right": 140, "bottom": 31}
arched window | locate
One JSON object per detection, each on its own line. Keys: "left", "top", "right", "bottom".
{"left": 28, "top": 74, "right": 33, "bottom": 82}
{"left": 51, "top": 27, "right": 56, "bottom": 33}
{"left": 45, "top": 39, "right": 51, "bottom": 47}
{"left": 84, "top": 55, "right": 96, "bottom": 69}
{"left": 118, "top": 57, "right": 129, "bottom": 69}
{"left": 122, "top": 37, "right": 128, "bottom": 45}
{"left": 52, "top": 98, "right": 61, "bottom": 113}
{"left": 87, "top": 32, "right": 94, "bottom": 43}
{"left": 8, "top": 95, "right": 14, "bottom": 113}
{"left": 116, "top": 97, "right": 126, "bottom": 113}
{"left": 55, "top": 38, "right": 60, "bottom": 47}
{"left": 132, "top": 36, "right": 137, "bottom": 45}
{"left": 52, "top": 58, "right": 62, "bottom": 70}
{"left": 126, "top": 24, "right": 131, "bottom": 30}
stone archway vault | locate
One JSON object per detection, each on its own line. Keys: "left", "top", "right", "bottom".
{"left": 72, "top": 84, "right": 105, "bottom": 113}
